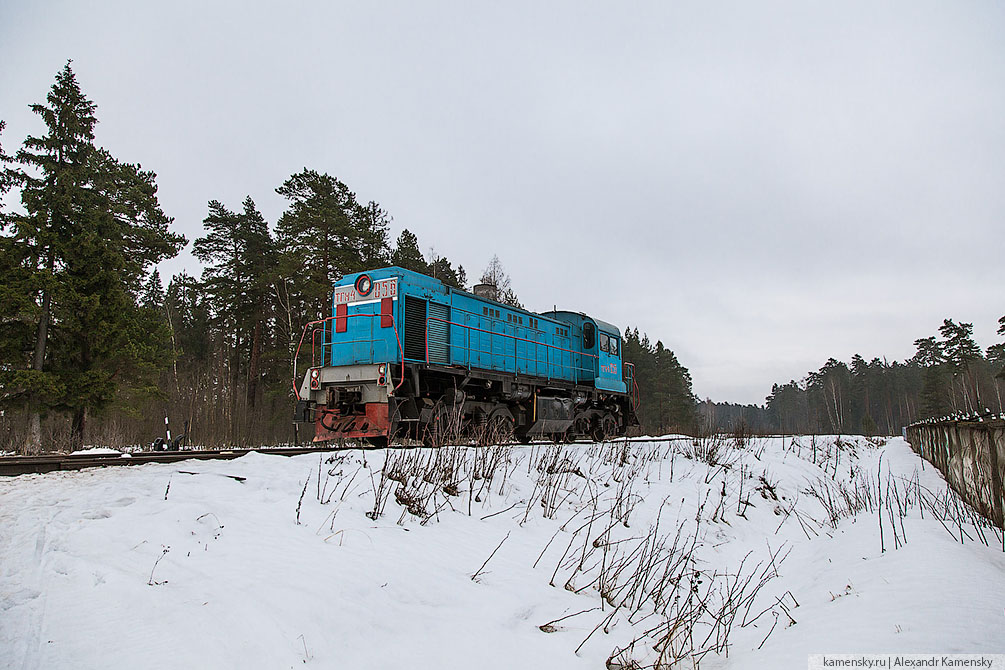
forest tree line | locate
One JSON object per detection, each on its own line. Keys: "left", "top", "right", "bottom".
{"left": 701, "top": 317, "right": 1005, "bottom": 436}
{"left": 0, "top": 64, "right": 697, "bottom": 452}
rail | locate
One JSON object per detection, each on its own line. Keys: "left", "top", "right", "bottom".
{"left": 1, "top": 436, "right": 690, "bottom": 477}
{"left": 0, "top": 446, "right": 338, "bottom": 477}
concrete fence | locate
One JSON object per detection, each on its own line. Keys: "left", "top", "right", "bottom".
{"left": 905, "top": 415, "right": 1005, "bottom": 530}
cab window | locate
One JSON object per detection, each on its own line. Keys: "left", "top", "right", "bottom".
{"left": 582, "top": 322, "right": 595, "bottom": 349}
{"left": 600, "top": 334, "right": 610, "bottom": 353}
{"left": 609, "top": 336, "right": 619, "bottom": 356}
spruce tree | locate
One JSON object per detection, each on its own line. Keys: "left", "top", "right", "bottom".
{"left": 140, "top": 269, "right": 165, "bottom": 310}
{"left": 5, "top": 63, "right": 185, "bottom": 450}
{"left": 0, "top": 121, "right": 42, "bottom": 417}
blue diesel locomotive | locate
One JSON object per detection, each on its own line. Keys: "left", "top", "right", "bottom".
{"left": 294, "top": 267, "right": 639, "bottom": 444}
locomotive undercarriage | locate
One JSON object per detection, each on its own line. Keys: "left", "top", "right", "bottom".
{"left": 297, "top": 362, "right": 636, "bottom": 446}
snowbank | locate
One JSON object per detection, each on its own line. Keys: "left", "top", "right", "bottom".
{"left": 1, "top": 436, "right": 1002, "bottom": 670}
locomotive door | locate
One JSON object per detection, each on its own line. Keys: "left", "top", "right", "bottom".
{"left": 596, "top": 331, "right": 622, "bottom": 391}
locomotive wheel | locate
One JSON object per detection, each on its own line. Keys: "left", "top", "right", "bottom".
{"left": 601, "top": 414, "right": 619, "bottom": 441}
{"left": 592, "top": 414, "right": 618, "bottom": 442}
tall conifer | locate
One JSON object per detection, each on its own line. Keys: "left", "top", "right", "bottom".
{"left": 5, "top": 63, "right": 184, "bottom": 449}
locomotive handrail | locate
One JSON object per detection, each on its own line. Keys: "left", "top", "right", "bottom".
{"left": 292, "top": 312, "right": 406, "bottom": 398}
{"left": 624, "top": 362, "right": 640, "bottom": 411}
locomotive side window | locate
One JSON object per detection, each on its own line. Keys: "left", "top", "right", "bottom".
{"left": 583, "top": 322, "right": 595, "bottom": 349}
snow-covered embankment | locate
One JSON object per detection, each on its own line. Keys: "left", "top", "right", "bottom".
{"left": 1, "top": 435, "right": 1002, "bottom": 669}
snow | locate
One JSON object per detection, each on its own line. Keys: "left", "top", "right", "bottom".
{"left": 68, "top": 447, "right": 123, "bottom": 456}
{"left": 1, "top": 436, "right": 1003, "bottom": 670}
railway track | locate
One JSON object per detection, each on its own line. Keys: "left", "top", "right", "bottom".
{"left": 0, "top": 436, "right": 687, "bottom": 478}
{"left": 0, "top": 447, "right": 333, "bottom": 477}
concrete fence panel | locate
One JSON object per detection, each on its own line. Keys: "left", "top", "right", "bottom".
{"left": 906, "top": 416, "right": 1005, "bottom": 530}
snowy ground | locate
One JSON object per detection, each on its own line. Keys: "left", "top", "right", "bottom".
{"left": 1, "top": 435, "right": 1003, "bottom": 669}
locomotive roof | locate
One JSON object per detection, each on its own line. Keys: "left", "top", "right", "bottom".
{"left": 341, "top": 267, "right": 624, "bottom": 336}
{"left": 538, "top": 310, "right": 623, "bottom": 337}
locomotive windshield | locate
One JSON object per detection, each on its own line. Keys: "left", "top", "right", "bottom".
{"left": 599, "top": 333, "right": 619, "bottom": 356}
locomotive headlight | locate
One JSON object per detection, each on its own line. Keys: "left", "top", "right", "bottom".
{"left": 309, "top": 368, "right": 320, "bottom": 390}
{"left": 377, "top": 363, "right": 387, "bottom": 386}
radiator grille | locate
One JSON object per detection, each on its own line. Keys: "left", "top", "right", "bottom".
{"left": 403, "top": 296, "right": 427, "bottom": 361}
{"left": 427, "top": 302, "right": 450, "bottom": 364}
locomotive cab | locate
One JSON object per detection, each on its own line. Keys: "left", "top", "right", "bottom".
{"left": 542, "top": 312, "right": 627, "bottom": 394}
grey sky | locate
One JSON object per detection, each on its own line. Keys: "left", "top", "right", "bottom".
{"left": 2, "top": 1, "right": 1003, "bottom": 404}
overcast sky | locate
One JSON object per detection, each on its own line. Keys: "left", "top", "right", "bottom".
{"left": 2, "top": 1, "right": 1003, "bottom": 404}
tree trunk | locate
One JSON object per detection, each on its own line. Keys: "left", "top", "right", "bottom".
{"left": 71, "top": 407, "right": 87, "bottom": 452}
{"left": 247, "top": 319, "right": 262, "bottom": 408}
{"left": 24, "top": 252, "right": 54, "bottom": 455}
{"left": 25, "top": 413, "right": 42, "bottom": 456}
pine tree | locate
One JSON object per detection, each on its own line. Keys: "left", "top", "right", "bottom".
{"left": 938, "top": 319, "right": 984, "bottom": 412}
{"left": 766, "top": 381, "right": 807, "bottom": 433}
{"left": 391, "top": 229, "right": 429, "bottom": 273}
{"left": 939, "top": 320, "right": 983, "bottom": 369}
{"left": 193, "top": 197, "right": 276, "bottom": 410}
{"left": 357, "top": 200, "right": 392, "bottom": 269}
{"left": 427, "top": 254, "right": 466, "bottom": 290}
{"left": 164, "top": 272, "right": 212, "bottom": 368}
{"left": 275, "top": 169, "right": 390, "bottom": 320}
{"left": 992, "top": 316, "right": 1005, "bottom": 394}
{"left": 622, "top": 327, "right": 695, "bottom": 434}
{"left": 807, "top": 359, "right": 851, "bottom": 433}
